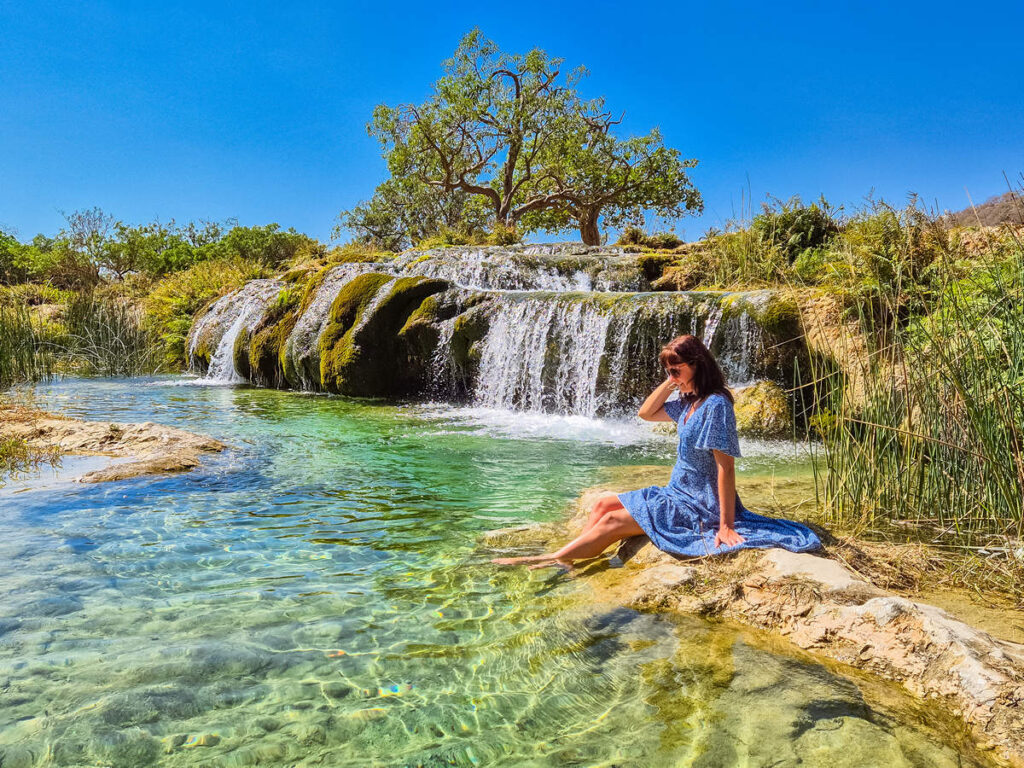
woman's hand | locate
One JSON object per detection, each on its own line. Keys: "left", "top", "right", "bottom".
{"left": 714, "top": 526, "right": 745, "bottom": 549}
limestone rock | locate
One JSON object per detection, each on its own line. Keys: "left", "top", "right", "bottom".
{"left": 0, "top": 406, "right": 224, "bottom": 484}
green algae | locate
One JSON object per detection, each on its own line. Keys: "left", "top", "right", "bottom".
{"left": 318, "top": 274, "right": 449, "bottom": 395}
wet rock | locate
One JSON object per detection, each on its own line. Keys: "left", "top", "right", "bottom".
{"left": 30, "top": 595, "right": 83, "bottom": 617}
{"left": 0, "top": 745, "right": 38, "bottom": 768}
{"left": 253, "top": 716, "right": 281, "bottom": 733}
{"left": 97, "top": 686, "right": 202, "bottom": 727}
{"left": 0, "top": 405, "right": 225, "bottom": 484}
{"left": 322, "top": 681, "right": 352, "bottom": 701}
{"left": 184, "top": 733, "right": 221, "bottom": 747}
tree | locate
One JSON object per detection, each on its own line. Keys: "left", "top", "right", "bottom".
{"left": 205, "top": 224, "right": 317, "bottom": 268}
{"left": 337, "top": 177, "right": 491, "bottom": 251}
{"left": 365, "top": 29, "right": 702, "bottom": 245}
{"left": 526, "top": 125, "right": 702, "bottom": 245}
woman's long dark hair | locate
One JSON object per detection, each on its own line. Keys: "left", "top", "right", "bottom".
{"left": 658, "top": 335, "right": 734, "bottom": 403}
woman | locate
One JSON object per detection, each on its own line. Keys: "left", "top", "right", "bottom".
{"left": 493, "top": 335, "right": 821, "bottom": 569}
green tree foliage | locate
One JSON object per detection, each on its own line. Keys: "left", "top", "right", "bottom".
{"left": 0, "top": 229, "right": 30, "bottom": 285}
{"left": 206, "top": 224, "right": 319, "bottom": 269}
{"left": 2, "top": 213, "right": 317, "bottom": 288}
{"left": 336, "top": 177, "right": 490, "bottom": 251}
{"left": 359, "top": 29, "right": 702, "bottom": 246}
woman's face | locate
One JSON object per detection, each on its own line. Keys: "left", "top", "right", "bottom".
{"left": 665, "top": 362, "right": 696, "bottom": 392}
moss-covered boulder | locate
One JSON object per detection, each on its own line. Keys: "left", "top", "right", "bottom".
{"left": 734, "top": 380, "right": 792, "bottom": 437}
{"left": 244, "top": 288, "right": 303, "bottom": 388}
{"left": 319, "top": 274, "right": 449, "bottom": 396}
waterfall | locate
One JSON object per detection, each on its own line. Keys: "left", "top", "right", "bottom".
{"left": 187, "top": 247, "right": 794, "bottom": 411}
{"left": 428, "top": 317, "right": 458, "bottom": 397}
{"left": 194, "top": 279, "right": 283, "bottom": 383}
{"left": 716, "top": 310, "right": 764, "bottom": 388}
{"left": 701, "top": 305, "right": 723, "bottom": 348}
{"left": 392, "top": 247, "right": 645, "bottom": 292}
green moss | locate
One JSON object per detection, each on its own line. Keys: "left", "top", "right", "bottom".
{"left": 319, "top": 274, "right": 449, "bottom": 395}
{"left": 635, "top": 252, "right": 677, "bottom": 282}
{"left": 280, "top": 266, "right": 314, "bottom": 284}
{"left": 733, "top": 380, "right": 792, "bottom": 437}
{"left": 450, "top": 308, "right": 490, "bottom": 369}
{"left": 245, "top": 293, "right": 302, "bottom": 387}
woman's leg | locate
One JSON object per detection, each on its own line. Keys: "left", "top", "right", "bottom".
{"left": 580, "top": 493, "right": 625, "bottom": 535}
{"left": 492, "top": 508, "right": 644, "bottom": 568}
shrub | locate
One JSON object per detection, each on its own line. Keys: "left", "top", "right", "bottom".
{"left": 751, "top": 196, "right": 839, "bottom": 263}
{"left": 616, "top": 226, "right": 682, "bottom": 250}
{"left": 487, "top": 223, "right": 521, "bottom": 246}
{"left": 202, "top": 224, "right": 317, "bottom": 269}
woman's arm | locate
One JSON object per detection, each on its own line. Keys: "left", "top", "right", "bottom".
{"left": 713, "top": 450, "right": 746, "bottom": 548}
{"left": 637, "top": 378, "right": 678, "bottom": 422}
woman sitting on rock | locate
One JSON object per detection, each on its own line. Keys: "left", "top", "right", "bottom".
{"left": 493, "top": 334, "right": 822, "bottom": 569}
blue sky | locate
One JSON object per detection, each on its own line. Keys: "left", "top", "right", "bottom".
{"left": 1, "top": 0, "right": 1022, "bottom": 243}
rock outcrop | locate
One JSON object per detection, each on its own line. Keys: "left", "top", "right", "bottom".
{"left": 0, "top": 406, "right": 225, "bottom": 483}
{"left": 484, "top": 488, "right": 1024, "bottom": 767}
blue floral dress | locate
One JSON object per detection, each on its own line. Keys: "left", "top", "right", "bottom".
{"left": 618, "top": 392, "right": 822, "bottom": 557}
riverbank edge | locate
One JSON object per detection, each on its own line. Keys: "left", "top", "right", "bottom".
{"left": 483, "top": 487, "right": 1024, "bottom": 768}
{"left": 0, "top": 404, "right": 225, "bottom": 483}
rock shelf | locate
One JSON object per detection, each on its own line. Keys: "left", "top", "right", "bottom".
{"left": 484, "top": 488, "right": 1024, "bottom": 767}
{"left": 0, "top": 405, "right": 225, "bottom": 483}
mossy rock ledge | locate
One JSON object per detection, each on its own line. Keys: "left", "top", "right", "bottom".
{"left": 318, "top": 273, "right": 450, "bottom": 396}
{"left": 734, "top": 380, "right": 793, "bottom": 438}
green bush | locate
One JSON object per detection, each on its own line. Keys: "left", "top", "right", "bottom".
{"left": 751, "top": 196, "right": 839, "bottom": 263}
{"left": 203, "top": 224, "right": 317, "bottom": 269}
{"left": 616, "top": 226, "right": 682, "bottom": 250}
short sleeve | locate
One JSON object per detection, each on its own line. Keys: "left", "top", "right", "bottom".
{"left": 693, "top": 396, "right": 742, "bottom": 457}
{"left": 662, "top": 397, "right": 685, "bottom": 423}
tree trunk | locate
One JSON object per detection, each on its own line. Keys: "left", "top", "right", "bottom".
{"left": 579, "top": 208, "right": 601, "bottom": 246}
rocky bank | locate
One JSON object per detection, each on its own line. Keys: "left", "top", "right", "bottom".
{"left": 484, "top": 487, "right": 1024, "bottom": 767}
{"left": 0, "top": 405, "right": 225, "bottom": 483}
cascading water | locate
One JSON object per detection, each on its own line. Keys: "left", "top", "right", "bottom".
{"left": 189, "top": 279, "right": 283, "bottom": 383}
{"left": 187, "top": 248, "right": 791, "bottom": 409}
{"left": 392, "top": 246, "right": 644, "bottom": 292}
{"left": 463, "top": 291, "right": 771, "bottom": 417}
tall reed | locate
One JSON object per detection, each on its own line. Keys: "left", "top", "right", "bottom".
{"left": 62, "top": 293, "right": 160, "bottom": 376}
{"left": 807, "top": 219, "right": 1024, "bottom": 549}
{"left": 0, "top": 301, "right": 54, "bottom": 387}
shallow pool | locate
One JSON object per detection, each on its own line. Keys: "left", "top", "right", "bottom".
{"left": 0, "top": 378, "right": 986, "bottom": 766}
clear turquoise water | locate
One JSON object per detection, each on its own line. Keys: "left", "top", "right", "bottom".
{"left": 0, "top": 378, "right": 984, "bottom": 767}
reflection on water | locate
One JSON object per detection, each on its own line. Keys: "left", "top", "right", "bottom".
{"left": 0, "top": 378, "right": 987, "bottom": 766}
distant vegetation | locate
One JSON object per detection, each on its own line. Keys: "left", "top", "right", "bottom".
{"left": 945, "top": 190, "right": 1024, "bottom": 228}
{"left": 0, "top": 210, "right": 322, "bottom": 372}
